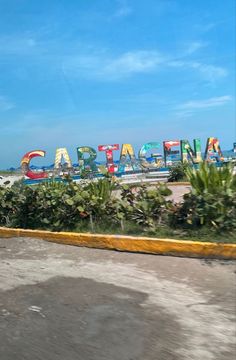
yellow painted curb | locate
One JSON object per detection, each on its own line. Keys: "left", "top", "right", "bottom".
{"left": 0, "top": 227, "right": 235, "bottom": 259}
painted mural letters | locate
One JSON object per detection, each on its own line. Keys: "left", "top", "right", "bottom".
{"left": 20, "top": 137, "right": 235, "bottom": 180}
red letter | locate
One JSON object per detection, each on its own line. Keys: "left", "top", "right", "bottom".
{"left": 98, "top": 144, "right": 119, "bottom": 173}
{"left": 21, "top": 150, "right": 48, "bottom": 179}
{"left": 163, "top": 140, "right": 180, "bottom": 166}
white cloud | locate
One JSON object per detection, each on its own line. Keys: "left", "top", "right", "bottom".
{"left": 113, "top": 0, "right": 132, "bottom": 18}
{"left": 190, "top": 62, "right": 228, "bottom": 81}
{"left": 114, "top": 6, "right": 132, "bottom": 18}
{"left": 63, "top": 50, "right": 228, "bottom": 82}
{"left": 102, "top": 51, "right": 164, "bottom": 76}
{"left": 177, "top": 95, "right": 232, "bottom": 110}
{"left": 185, "top": 41, "right": 207, "bottom": 55}
{"left": 0, "top": 35, "right": 37, "bottom": 55}
{"left": 168, "top": 60, "right": 227, "bottom": 81}
{"left": 0, "top": 96, "right": 15, "bottom": 111}
{"left": 0, "top": 31, "right": 228, "bottom": 83}
{"left": 63, "top": 50, "right": 165, "bottom": 80}
{"left": 167, "top": 60, "right": 185, "bottom": 67}
{"left": 195, "top": 22, "right": 217, "bottom": 33}
{"left": 175, "top": 95, "right": 232, "bottom": 118}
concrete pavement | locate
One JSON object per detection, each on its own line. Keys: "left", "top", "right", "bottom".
{"left": 0, "top": 237, "right": 235, "bottom": 360}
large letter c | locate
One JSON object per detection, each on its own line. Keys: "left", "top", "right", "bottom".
{"left": 21, "top": 150, "right": 48, "bottom": 179}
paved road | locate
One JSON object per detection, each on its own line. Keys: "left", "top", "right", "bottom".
{"left": 0, "top": 237, "right": 235, "bottom": 360}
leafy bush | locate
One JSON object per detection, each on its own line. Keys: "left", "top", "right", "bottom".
{"left": 0, "top": 165, "right": 236, "bottom": 236}
{"left": 186, "top": 162, "right": 236, "bottom": 195}
{"left": 170, "top": 163, "right": 236, "bottom": 231}
{"left": 168, "top": 162, "right": 189, "bottom": 182}
{"left": 0, "top": 178, "right": 122, "bottom": 231}
{"left": 120, "top": 183, "right": 172, "bottom": 230}
{"left": 0, "top": 179, "right": 172, "bottom": 232}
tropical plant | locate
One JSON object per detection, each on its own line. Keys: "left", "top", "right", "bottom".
{"left": 185, "top": 162, "right": 236, "bottom": 195}
{"left": 1, "top": 167, "right": 236, "bottom": 235}
{"left": 121, "top": 183, "right": 172, "bottom": 230}
{"left": 170, "top": 162, "right": 236, "bottom": 231}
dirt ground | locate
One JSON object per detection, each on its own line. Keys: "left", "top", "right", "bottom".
{"left": 0, "top": 237, "right": 235, "bottom": 360}
{"left": 167, "top": 184, "right": 191, "bottom": 202}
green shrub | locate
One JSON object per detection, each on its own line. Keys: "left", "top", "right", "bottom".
{"left": 1, "top": 167, "right": 236, "bottom": 236}
{"left": 121, "top": 183, "right": 172, "bottom": 230}
{"left": 170, "top": 163, "right": 236, "bottom": 231}
{"left": 168, "top": 162, "right": 189, "bottom": 182}
{"left": 0, "top": 178, "right": 121, "bottom": 231}
{"left": 186, "top": 162, "right": 236, "bottom": 195}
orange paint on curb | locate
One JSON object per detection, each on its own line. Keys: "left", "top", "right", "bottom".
{"left": 0, "top": 227, "right": 235, "bottom": 259}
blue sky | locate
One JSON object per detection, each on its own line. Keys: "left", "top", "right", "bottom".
{"left": 0, "top": 0, "right": 235, "bottom": 168}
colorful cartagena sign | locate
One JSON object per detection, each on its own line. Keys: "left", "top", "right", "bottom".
{"left": 21, "top": 137, "right": 232, "bottom": 180}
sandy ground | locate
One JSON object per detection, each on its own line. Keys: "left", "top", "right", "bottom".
{"left": 167, "top": 184, "right": 191, "bottom": 202}
{"left": 0, "top": 237, "right": 235, "bottom": 360}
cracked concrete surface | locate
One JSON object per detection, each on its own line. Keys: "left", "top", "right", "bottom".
{"left": 0, "top": 237, "right": 235, "bottom": 360}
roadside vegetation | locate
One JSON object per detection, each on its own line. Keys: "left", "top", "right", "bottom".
{"left": 0, "top": 163, "right": 235, "bottom": 242}
{"left": 168, "top": 162, "right": 189, "bottom": 182}
{"left": 0, "top": 170, "right": 20, "bottom": 176}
